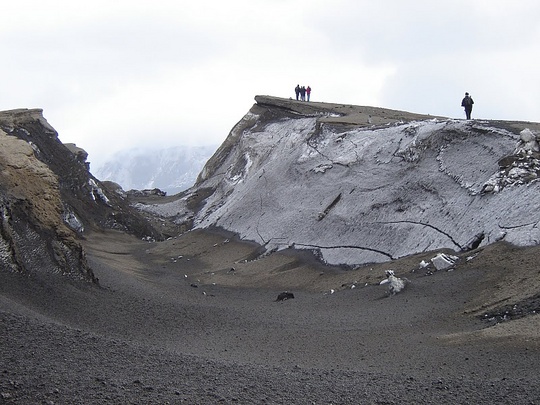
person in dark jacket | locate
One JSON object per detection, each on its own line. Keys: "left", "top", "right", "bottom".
{"left": 461, "top": 92, "right": 474, "bottom": 119}
{"left": 295, "top": 85, "right": 300, "bottom": 100}
{"left": 300, "top": 86, "right": 306, "bottom": 101}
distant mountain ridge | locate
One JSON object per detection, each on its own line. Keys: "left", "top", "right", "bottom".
{"left": 94, "top": 145, "right": 217, "bottom": 195}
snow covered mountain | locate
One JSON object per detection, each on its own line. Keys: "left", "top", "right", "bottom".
{"left": 94, "top": 145, "right": 217, "bottom": 195}
{"left": 138, "top": 96, "right": 540, "bottom": 266}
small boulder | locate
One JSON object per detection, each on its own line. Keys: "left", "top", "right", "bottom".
{"left": 275, "top": 291, "right": 294, "bottom": 301}
{"left": 431, "top": 253, "right": 458, "bottom": 271}
{"left": 519, "top": 128, "right": 539, "bottom": 152}
{"left": 461, "top": 232, "right": 485, "bottom": 252}
{"left": 381, "top": 270, "right": 409, "bottom": 296}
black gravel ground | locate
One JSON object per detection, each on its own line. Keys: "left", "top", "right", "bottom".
{"left": 2, "top": 231, "right": 540, "bottom": 404}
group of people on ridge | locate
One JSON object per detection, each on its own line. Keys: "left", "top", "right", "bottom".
{"left": 293, "top": 86, "right": 475, "bottom": 119}
{"left": 295, "top": 85, "right": 311, "bottom": 101}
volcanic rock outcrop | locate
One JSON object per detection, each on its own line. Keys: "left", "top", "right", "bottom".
{"left": 0, "top": 109, "right": 162, "bottom": 281}
{"left": 140, "top": 96, "right": 540, "bottom": 266}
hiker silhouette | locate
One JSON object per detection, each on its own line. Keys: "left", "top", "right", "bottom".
{"left": 461, "top": 92, "right": 474, "bottom": 119}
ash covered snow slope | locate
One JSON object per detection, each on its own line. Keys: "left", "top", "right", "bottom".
{"left": 140, "top": 96, "right": 540, "bottom": 266}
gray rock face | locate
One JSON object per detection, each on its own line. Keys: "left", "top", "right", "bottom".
{"left": 0, "top": 109, "right": 162, "bottom": 280}
{"left": 141, "top": 96, "right": 540, "bottom": 266}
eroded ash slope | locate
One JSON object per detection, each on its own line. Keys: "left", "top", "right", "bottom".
{"left": 140, "top": 96, "right": 540, "bottom": 266}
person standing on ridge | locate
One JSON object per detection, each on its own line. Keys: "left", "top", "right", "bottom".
{"left": 300, "top": 86, "right": 306, "bottom": 101}
{"left": 295, "top": 84, "right": 300, "bottom": 101}
{"left": 306, "top": 86, "right": 311, "bottom": 102}
{"left": 461, "top": 92, "right": 474, "bottom": 120}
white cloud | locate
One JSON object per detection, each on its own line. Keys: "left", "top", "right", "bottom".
{"left": 1, "top": 0, "right": 539, "bottom": 167}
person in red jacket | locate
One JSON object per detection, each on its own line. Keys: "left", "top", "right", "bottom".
{"left": 306, "top": 86, "right": 311, "bottom": 102}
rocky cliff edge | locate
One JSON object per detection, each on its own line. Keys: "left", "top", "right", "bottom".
{"left": 0, "top": 109, "right": 162, "bottom": 281}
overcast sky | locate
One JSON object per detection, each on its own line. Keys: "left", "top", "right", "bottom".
{"left": 2, "top": 0, "right": 539, "bottom": 168}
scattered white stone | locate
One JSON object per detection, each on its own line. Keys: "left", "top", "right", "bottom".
{"left": 494, "top": 231, "right": 507, "bottom": 241}
{"left": 520, "top": 128, "right": 536, "bottom": 143}
{"left": 88, "top": 178, "right": 111, "bottom": 206}
{"left": 431, "top": 253, "right": 458, "bottom": 271}
{"left": 63, "top": 209, "right": 84, "bottom": 233}
{"left": 382, "top": 270, "right": 408, "bottom": 295}
{"left": 508, "top": 167, "right": 529, "bottom": 179}
{"left": 313, "top": 164, "right": 333, "bottom": 173}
